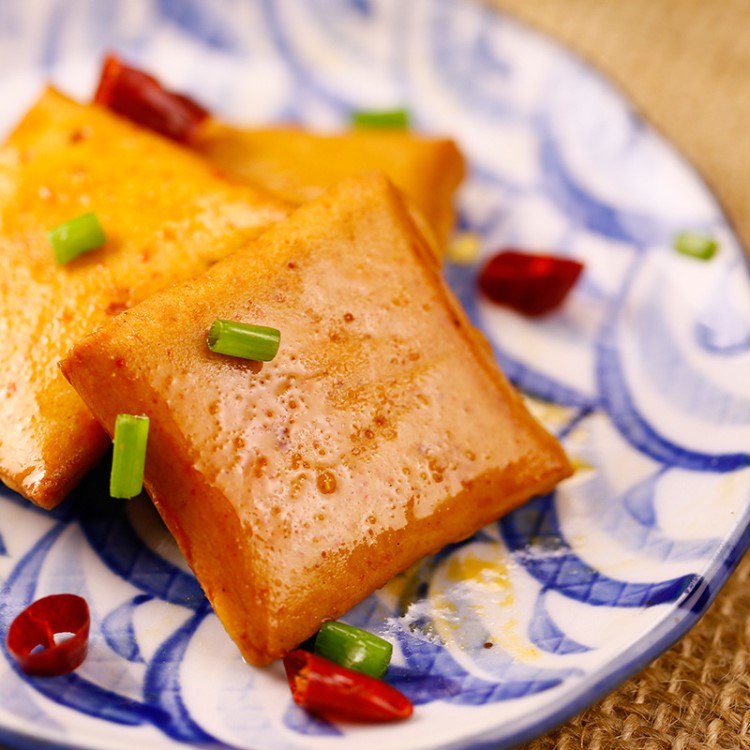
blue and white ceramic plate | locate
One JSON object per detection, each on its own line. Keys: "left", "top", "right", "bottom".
{"left": 1, "top": 1, "right": 749, "bottom": 749}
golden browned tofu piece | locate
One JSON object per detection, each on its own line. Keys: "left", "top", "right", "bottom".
{"left": 192, "top": 122, "right": 465, "bottom": 248}
{"left": 62, "top": 173, "right": 571, "bottom": 666}
{"left": 0, "top": 88, "right": 289, "bottom": 508}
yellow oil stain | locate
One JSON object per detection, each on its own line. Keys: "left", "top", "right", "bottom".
{"left": 523, "top": 397, "right": 596, "bottom": 478}
{"left": 381, "top": 571, "right": 409, "bottom": 601}
{"left": 569, "top": 456, "right": 594, "bottom": 473}
{"left": 522, "top": 397, "right": 572, "bottom": 432}
{"left": 432, "top": 550, "right": 541, "bottom": 663}
{"left": 446, "top": 232, "right": 481, "bottom": 264}
{"left": 379, "top": 558, "right": 429, "bottom": 612}
{"left": 445, "top": 554, "right": 513, "bottom": 600}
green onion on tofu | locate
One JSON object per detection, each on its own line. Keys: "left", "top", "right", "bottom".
{"left": 110, "top": 414, "right": 149, "bottom": 499}
{"left": 48, "top": 212, "right": 106, "bottom": 264}
{"left": 207, "top": 320, "right": 281, "bottom": 362}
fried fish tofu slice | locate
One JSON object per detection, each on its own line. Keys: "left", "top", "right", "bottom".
{"left": 61, "top": 172, "right": 572, "bottom": 666}
{"left": 92, "top": 53, "right": 463, "bottom": 249}
{"left": 0, "top": 87, "right": 289, "bottom": 508}
{"left": 191, "top": 122, "right": 465, "bottom": 248}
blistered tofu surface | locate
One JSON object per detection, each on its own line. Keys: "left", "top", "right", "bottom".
{"left": 149, "top": 232, "right": 514, "bottom": 563}
{"left": 0, "top": 88, "right": 289, "bottom": 506}
{"left": 63, "top": 173, "right": 570, "bottom": 662}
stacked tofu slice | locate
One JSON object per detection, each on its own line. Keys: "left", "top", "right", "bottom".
{"left": 1, "top": 85, "right": 571, "bottom": 665}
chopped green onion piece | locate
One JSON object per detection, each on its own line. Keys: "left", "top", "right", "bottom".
{"left": 207, "top": 320, "right": 280, "bottom": 362}
{"left": 48, "top": 212, "right": 106, "bottom": 264}
{"left": 110, "top": 414, "right": 149, "bottom": 499}
{"left": 673, "top": 231, "right": 718, "bottom": 260}
{"left": 314, "top": 621, "right": 393, "bottom": 679}
{"left": 351, "top": 108, "right": 410, "bottom": 129}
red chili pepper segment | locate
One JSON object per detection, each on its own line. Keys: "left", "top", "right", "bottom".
{"left": 6, "top": 594, "right": 90, "bottom": 677}
{"left": 94, "top": 53, "right": 209, "bottom": 143}
{"left": 478, "top": 249, "right": 584, "bottom": 317}
{"left": 283, "top": 649, "right": 413, "bottom": 722}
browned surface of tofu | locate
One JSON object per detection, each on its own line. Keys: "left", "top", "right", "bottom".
{"left": 61, "top": 172, "right": 572, "bottom": 666}
{"left": 191, "top": 122, "right": 466, "bottom": 248}
{"left": 0, "top": 87, "right": 289, "bottom": 508}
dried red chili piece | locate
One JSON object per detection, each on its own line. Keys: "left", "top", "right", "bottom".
{"left": 94, "top": 53, "right": 209, "bottom": 143}
{"left": 6, "top": 594, "right": 90, "bottom": 677}
{"left": 478, "top": 249, "right": 584, "bottom": 316}
{"left": 283, "top": 649, "right": 413, "bottom": 722}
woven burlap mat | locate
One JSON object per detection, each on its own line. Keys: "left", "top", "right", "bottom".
{"left": 520, "top": 553, "right": 750, "bottom": 749}
{"left": 482, "top": 1, "right": 750, "bottom": 747}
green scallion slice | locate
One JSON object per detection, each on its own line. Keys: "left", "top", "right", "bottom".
{"left": 48, "top": 212, "right": 106, "bottom": 264}
{"left": 207, "top": 320, "right": 280, "bottom": 362}
{"left": 351, "top": 108, "right": 410, "bottom": 129}
{"left": 110, "top": 414, "right": 149, "bottom": 499}
{"left": 673, "top": 231, "right": 718, "bottom": 261}
{"left": 314, "top": 621, "right": 393, "bottom": 679}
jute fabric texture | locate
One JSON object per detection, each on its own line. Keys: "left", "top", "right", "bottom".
{"left": 483, "top": 1, "right": 750, "bottom": 747}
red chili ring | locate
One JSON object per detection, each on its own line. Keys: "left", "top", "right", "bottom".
{"left": 94, "top": 53, "right": 209, "bottom": 143}
{"left": 6, "top": 594, "right": 90, "bottom": 677}
{"left": 478, "top": 248, "right": 584, "bottom": 317}
{"left": 283, "top": 649, "right": 413, "bottom": 723}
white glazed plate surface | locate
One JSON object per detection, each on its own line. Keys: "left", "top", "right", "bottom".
{"left": 1, "top": 1, "right": 750, "bottom": 749}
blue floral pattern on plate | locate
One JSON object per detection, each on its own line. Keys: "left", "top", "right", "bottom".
{"left": 1, "top": 1, "right": 749, "bottom": 749}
